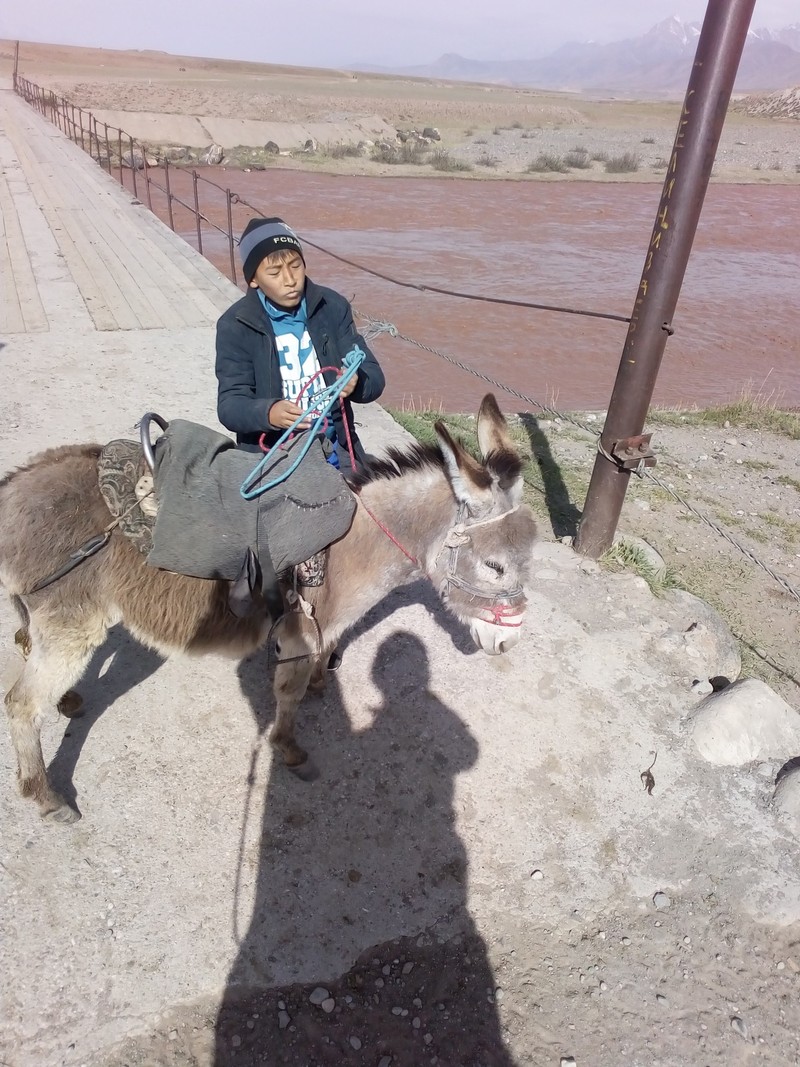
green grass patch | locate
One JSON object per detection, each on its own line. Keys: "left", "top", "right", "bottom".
{"left": 600, "top": 541, "right": 682, "bottom": 597}
{"left": 777, "top": 475, "right": 800, "bottom": 492}
{"left": 388, "top": 407, "right": 587, "bottom": 537}
{"left": 649, "top": 394, "right": 800, "bottom": 440}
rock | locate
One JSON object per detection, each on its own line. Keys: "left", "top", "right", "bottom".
{"left": 309, "top": 986, "right": 330, "bottom": 1005}
{"left": 200, "top": 143, "right": 224, "bottom": 165}
{"left": 349, "top": 1035, "right": 362, "bottom": 1049}
{"left": 688, "top": 679, "right": 800, "bottom": 766}
{"left": 653, "top": 891, "right": 671, "bottom": 910}
{"left": 121, "top": 147, "right": 146, "bottom": 170}
{"left": 264, "top": 141, "right": 280, "bottom": 154}
{"left": 423, "top": 126, "right": 441, "bottom": 140}
{"left": 773, "top": 764, "right": 800, "bottom": 831}
{"left": 303, "top": 138, "right": 318, "bottom": 152}
{"left": 662, "top": 589, "right": 741, "bottom": 680}
{"left": 731, "top": 1015, "right": 749, "bottom": 1039}
{"left": 560, "top": 1058, "right": 577, "bottom": 1066}
{"left": 321, "top": 998, "right": 335, "bottom": 1013}
{"left": 691, "top": 678, "right": 714, "bottom": 696}
{"left": 278, "top": 1010, "right": 290, "bottom": 1030}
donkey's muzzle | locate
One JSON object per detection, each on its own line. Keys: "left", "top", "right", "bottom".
{"left": 469, "top": 617, "right": 523, "bottom": 655}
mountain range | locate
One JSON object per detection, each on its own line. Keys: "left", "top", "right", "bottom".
{"left": 360, "top": 17, "right": 800, "bottom": 96}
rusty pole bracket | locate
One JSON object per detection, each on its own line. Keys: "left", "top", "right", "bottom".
{"left": 612, "top": 433, "right": 657, "bottom": 472}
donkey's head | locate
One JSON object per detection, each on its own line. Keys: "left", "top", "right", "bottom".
{"left": 429, "top": 394, "right": 537, "bottom": 655}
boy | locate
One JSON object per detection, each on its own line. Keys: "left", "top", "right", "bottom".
{"left": 215, "top": 217, "right": 385, "bottom": 475}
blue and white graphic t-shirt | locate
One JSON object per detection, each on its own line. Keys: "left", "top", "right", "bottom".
{"left": 259, "top": 293, "right": 323, "bottom": 412}
{"left": 260, "top": 291, "right": 340, "bottom": 467}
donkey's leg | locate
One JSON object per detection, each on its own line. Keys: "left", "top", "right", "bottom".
{"left": 11, "top": 594, "right": 32, "bottom": 659}
{"left": 270, "top": 616, "right": 317, "bottom": 766}
{"left": 11, "top": 594, "right": 84, "bottom": 717}
{"left": 5, "top": 609, "right": 107, "bottom": 822}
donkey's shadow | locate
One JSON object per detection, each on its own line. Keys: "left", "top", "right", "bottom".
{"left": 46, "top": 628, "right": 163, "bottom": 807}
{"left": 44, "top": 579, "right": 474, "bottom": 809}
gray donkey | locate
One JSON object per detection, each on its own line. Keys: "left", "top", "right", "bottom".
{"left": 0, "top": 395, "right": 536, "bottom": 822}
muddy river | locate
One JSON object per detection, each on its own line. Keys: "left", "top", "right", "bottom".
{"left": 142, "top": 169, "right": 799, "bottom": 414}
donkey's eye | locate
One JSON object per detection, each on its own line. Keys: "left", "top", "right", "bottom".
{"left": 485, "top": 559, "right": 505, "bottom": 575}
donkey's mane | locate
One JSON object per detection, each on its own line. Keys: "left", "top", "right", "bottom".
{"left": 346, "top": 438, "right": 523, "bottom": 492}
{"left": 347, "top": 442, "right": 445, "bottom": 491}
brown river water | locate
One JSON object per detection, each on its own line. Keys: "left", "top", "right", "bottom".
{"left": 147, "top": 169, "right": 799, "bottom": 414}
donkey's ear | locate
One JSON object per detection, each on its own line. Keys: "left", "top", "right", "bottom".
{"left": 476, "top": 394, "right": 516, "bottom": 460}
{"left": 435, "top": 421, "right": 492, "bottom": 507}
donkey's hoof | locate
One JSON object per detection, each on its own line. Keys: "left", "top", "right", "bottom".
{"left": 289, "top": 758, "right": 320, "bottom": 782}
{"left": 57, "top": 691, "right": 84, "bottom": 718}
{"left": 41, "top": 803, "right": 81, "bottom": 825}
{"left": 282, "top": 742, "right": 308, "bottom": 768}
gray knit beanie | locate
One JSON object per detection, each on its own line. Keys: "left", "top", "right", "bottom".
{"left": 239, "top": 217, "right": 304, "bottom": 283}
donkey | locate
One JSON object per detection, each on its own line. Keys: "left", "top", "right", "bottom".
{"left": 0, "top": 395, "right": 536, "bottom": 823}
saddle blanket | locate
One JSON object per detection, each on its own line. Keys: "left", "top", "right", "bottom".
{"left": 99, "top": 420, "right": 356, "bottom": 583}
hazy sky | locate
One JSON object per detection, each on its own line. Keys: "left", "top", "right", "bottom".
{"left": 2, "top": 1, "right": 798, "bottom": 68}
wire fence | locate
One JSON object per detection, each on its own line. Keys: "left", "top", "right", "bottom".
{"left": 12, "top": 74, "right": 800, "bottom": 624}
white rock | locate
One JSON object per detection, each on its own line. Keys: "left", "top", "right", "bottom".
{"left": 691, "top": 679, "right": 714, "bottom": 696}
{"left": 653, "top": 891, "right": 671, "bottom": 910}
{"left": 309, "top": 987, "right": 330, "bottom": 1005}
{"left": 689, "top": 679, "right": 800, "bottom": 766}
{"left": 773, "top": 767, "right": 800, "bottom": 830}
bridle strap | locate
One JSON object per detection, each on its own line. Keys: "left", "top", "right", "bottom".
{"left": 356, "top": 495, "right": 524, "bottom": 611}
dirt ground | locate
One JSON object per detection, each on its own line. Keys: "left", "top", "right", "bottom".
{"left": 2, "top": 40, "right": 799, "bottom": 1067}
{"left": 3, "top": 39, "right": 799, "bottom": 182}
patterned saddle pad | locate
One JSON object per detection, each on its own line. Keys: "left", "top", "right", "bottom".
{"left": 97, "top": 439, "right": 155, "bottom": 556}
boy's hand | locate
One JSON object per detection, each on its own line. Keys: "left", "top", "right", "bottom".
{"left": 339, "top": 370, "right": 358, "bottom": 399}
{"left": 268, "top": 400, "right": 311, "bottom": 429}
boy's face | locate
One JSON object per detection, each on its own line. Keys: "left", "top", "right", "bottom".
{"left": 249, "top": 252, "right": 306, "bottom": 309}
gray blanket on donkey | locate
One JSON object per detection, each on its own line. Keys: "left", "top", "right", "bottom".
{"left": 147, "top": 419, "right": 356, "bottom": 580}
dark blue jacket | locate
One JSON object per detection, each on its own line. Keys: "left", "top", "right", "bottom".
{"left": 215, "top": 280, "right": 385, "bottom": 466}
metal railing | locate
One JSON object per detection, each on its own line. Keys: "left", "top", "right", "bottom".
{"left": 14, "top": 75, "right": 243, "bottom": 285}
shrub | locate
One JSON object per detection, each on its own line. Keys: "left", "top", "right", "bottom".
{"left": 653, "top": 156, "right": 670, "bottom": 170}
{"left": 641, "top": 136, "right": 656, "bottom": 144}
{"left": 324, "top": 141, "right": 363, "bottom": 159}
{"left": 591, "top": 150, "right": 610, "bottom": 162}
{"left": 604, "top": 152, "right": 639, "bottom": 173}
{"left": 526, "top": 152, "right": 568, "bottom": 173}
{"left": 476, "top": 151, "right": 499, "bottom": 168}
{"left": 474, "top": 137, "right": 488, "bottom": 145}
{"left": 510, "top": 120, "right": 524, "bottom": 129}
{"left": 564, "top": 149, "right": 592, "bottom": 169}
{"left": 430, "top": 148, "right": 473, "bottom": 172}
{"left": 492, "top": 126, "right": 502, "bottom": 136}
{"left": 370, "top": 140, "right": 428, "bottom": 165}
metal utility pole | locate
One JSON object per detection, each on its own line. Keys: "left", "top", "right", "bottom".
{"left": 13, "top": 41, "right": 20, "bottom": 92}
{"left": 575, "top": 0, "right": 757, "bottom": 558}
